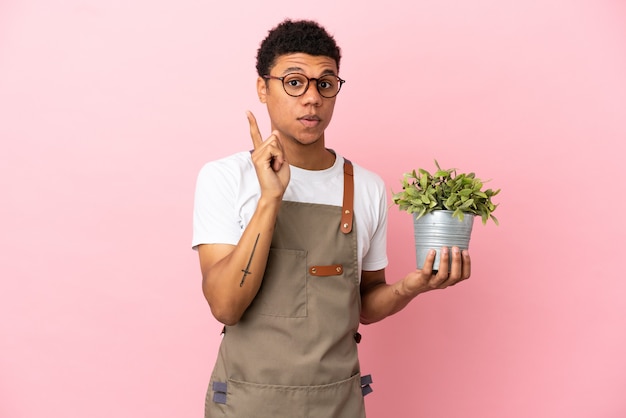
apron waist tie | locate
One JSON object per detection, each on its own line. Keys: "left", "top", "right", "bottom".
{"left": 360, "top": 374, "right": 374, "bottom": 396}
{"left": 212, "top": 381, "right": 228, "bottom": 404}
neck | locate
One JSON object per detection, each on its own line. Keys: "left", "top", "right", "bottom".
{"left": 283, "top": 140, "right": 336, "bottom": 170}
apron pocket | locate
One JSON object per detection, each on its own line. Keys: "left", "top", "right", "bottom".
{"left": 223, "top": 374, "right": 365, "bottom": 418}
{"left": 249, "top": 248, "right": 307, "bottom": 318}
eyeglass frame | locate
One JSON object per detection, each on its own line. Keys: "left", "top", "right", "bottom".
{"left": 262, "top": 73, "right": 346, "bottom": 98}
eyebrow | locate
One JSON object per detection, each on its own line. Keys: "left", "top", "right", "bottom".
{"left": 280, "top": 66, "right": 338, "bottom": 77}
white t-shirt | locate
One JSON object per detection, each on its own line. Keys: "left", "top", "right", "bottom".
{"left": 192, "top": 151, "right": 389, "bottom": 275}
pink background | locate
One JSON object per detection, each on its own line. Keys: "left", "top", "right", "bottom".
{"left": 1, "top": 1, "right": 625, "bottom": 417}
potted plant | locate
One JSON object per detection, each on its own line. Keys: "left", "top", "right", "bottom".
{"left": 392, "top": 160, "right": 500, "bottom": 270}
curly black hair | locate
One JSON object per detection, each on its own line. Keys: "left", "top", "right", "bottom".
{"left": 255, "top": 19, "right": 342, "bottom": 77}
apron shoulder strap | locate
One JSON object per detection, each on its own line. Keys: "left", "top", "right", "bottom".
{"left": 341, "top": 159, "right": 354, "bottom": 234}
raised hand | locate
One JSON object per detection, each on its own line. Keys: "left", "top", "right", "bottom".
{"left": 247, "top": 111, "right": 290, "bottom": 200}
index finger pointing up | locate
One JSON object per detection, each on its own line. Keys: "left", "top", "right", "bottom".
{"left": 246, "top": 111, "right": 263, "bottom": 149}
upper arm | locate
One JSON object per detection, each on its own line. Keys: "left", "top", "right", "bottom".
{"left": 192, "top": 159, "right": 243, "bottom": 250}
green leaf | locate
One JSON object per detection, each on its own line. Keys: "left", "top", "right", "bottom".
{"left": 392, "top": 160, "right": 500, "bottom": 225}
{"left": 419, "top": 173, "right": 428, "bottom": 189}
{"left": 405, "top": 187, "right": 418, "bottom": 197}
{"left": 460, "top": 198, "right": 475, "bottom": 209}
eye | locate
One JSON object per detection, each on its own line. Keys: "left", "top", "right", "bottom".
{"left": 284, "top": 74, "right": 306, "bottom": 87}
{"left": 318, "top": 77, "right": 336, "bottom": 90}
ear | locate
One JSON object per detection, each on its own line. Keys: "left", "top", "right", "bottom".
{"left": 257, "top": 77, "right": 267, "bottom": 103}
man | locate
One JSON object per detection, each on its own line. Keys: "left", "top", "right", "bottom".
{"left": 192, "top": 19, "right": 470, "bottom": 418}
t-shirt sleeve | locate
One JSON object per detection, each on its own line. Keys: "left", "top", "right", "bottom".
{"left": 361, "top": 177, "right": 389, "bottom": 272}
{"left": 192, "top": 160, "right": 242, "bottom": 249}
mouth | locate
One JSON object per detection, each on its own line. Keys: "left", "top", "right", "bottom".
{"left": 298, "top": 114, "right": 321, "bottom": 128}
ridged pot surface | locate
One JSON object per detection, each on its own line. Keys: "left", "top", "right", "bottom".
{"left": 413, "top": 210, "right": 475, "bottom": 271}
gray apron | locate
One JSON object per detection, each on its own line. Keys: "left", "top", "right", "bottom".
{"left": 205, "top": 159, "right": 372, "bottom": 418}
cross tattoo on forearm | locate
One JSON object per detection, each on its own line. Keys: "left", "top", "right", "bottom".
{"left": 240, "top": 233, "right": 260, "bottom": 287}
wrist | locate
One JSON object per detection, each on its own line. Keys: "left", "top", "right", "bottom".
{"left": 256, "top": 195, "right": 282, "bottom": 219}
{"left": 400, "top": 273, "right": 431, "bottom": 299}
{"left": 394, "top": 279, "right": 417, "bottom": 300}
{"left": 258, "top": 194, "right": 283, "bottom": 207}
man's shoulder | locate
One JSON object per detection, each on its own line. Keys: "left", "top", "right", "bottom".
{"left": 201, "top": 150, "right": 252, "bottom": 169}
{"left": 350, "top": 160, "right": 385, "bottom": 189}
{"left": 198, "top": 151, "right": 254, "bottom": 177}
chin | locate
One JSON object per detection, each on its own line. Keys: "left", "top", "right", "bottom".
{"left": 295, "top": 136, "right": 323, "bottom": 146}
{"left": 297, "top": 130, "right": 326, "bottom": 144}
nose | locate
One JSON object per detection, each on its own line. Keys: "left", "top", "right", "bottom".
{"left": 301, "top": 80, "right": 323, "bottom": 105}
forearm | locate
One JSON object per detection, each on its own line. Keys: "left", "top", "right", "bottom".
{"left": 360, "top": 249, "right": 471, "bottom": 324}
{"left": 201, "top": 197, "right": 280, "bottom": 325}
{"left": 360, "top": 279, "right": 416, "bottom": 324}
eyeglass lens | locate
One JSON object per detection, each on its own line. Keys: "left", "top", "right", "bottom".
{"left": 282, "top": 73, "right": 341, "bottom": 98}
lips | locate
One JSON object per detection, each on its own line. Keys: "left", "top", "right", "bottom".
{"left": 298, "top": 114, "right": 321, "bottom": 128}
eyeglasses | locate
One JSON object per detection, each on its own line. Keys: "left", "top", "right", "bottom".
{"left": 263, "top": 73, "right": 346, "bottom": 98}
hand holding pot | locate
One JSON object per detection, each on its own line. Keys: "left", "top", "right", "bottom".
{"left": 402, "top": 246, "right": 471, "bottom": 295}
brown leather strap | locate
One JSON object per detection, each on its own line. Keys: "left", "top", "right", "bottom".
{"left": 309, "top": 264, "right": 344, "bottom": 276}
{"left": 341, "top": 159, "right": 354, "bottom": 234}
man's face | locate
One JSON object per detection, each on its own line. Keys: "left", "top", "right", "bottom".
{"left": 257, "top": 53, "right": 339, "bottom": 147}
